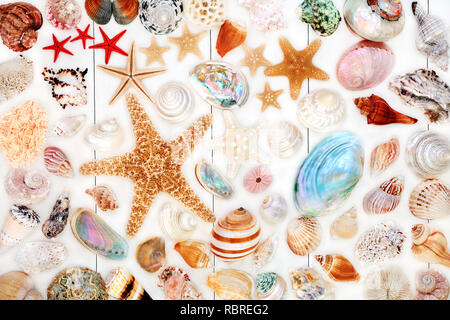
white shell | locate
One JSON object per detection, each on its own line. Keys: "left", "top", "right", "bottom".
{"left": 253, "top": 234, "right": 278, "bottom": 269}
{"left": 267, "top": 121, "right": 302, "bottom": 158}
{"left": 409, "top": 179, "right": 450, "bottom": 220}
{"left": 52, "top": 114, "right": 87, "bottom": 137}
{"left": 15, "top": 241, "right": 67, "bottom": 273}
{"left": 330, "top": 207, "right": 358, "bottom": 239}
{"left": 364, "top": 265, "right": 411, "bottom": 300}
{"left": 158, "top": 202, "right": 197, "bottom": 241}
{"left": 4, "top": 169, "right": 50, "bottom": 205}
{"left": 84, "top": 118, "right": 124, "bottom": 152}
{"left": 259, "top": 193, "right": 287, "bottom": 224}
{"left": 155, "top": 82, "right": 193, "bottom": 122}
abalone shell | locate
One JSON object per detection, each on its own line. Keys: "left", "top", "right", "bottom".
{"left": 195, "top": 160, "right": 233, "bottom": 199}
{"left": 294, "top": 131, "right": 364, "bottom": 216}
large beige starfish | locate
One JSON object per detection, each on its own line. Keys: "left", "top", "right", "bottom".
{"left": 168, "top": 24, "right": 206, "bottom": 61}
{"left": 240, "top": 44, "right": 271, "bottom": 76}
{"left": 98, "top": 42, "right": 166, "bottom": 105}
{"left": 79, "top": 93, "right": 215, "bottom": 238}
{"left": 256, "top": 82, "right": 283, "bottom": 112}
{"left": 265, "top": 38, "right": 329, "bottom": 100}
{"left": 139, "top": 37, "right": 170, "bottom": 66}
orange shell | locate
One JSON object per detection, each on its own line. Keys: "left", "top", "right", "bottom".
{"left": 216, "top": 19, "right": 246, "bottom": 58}
{"left": 315, "top": 254, "right": 360, "bottom": 282}
{"left": 370, "top": 137, "right": 400, "bottom": 175}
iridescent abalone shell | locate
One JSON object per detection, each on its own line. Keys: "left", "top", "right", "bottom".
{"left": 190, "top": 61, "right": 249, "bottom": 110}
{"left": 195, "top": 160, "right": 233, "bottom": 199}
{"left": 70, "top": 208, "right": 128, "bottom": 260}
{"left": 294, "top": 131, "right": 364, "bottom": 216}
{"left": 255, "top": 272, "right": 286, "bottom": 300}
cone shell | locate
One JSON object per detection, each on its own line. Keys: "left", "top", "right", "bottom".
{"left": 207, "top": 269, "right": 253, "bottom": 300}
{"left": 286, "top": 217, "right": 321, "bottom": 256}
{"left": 370, "top": 137, "right": 400, "bottom": 175}
{"left": 409, "top": 179, "right": 450, "bottom": 220}
{"left": 44, "top": 146, "right": 74, "bottom": 178}
{"left": 364, "top": 266, "right": 411, "bottom": 300}
{"left": 85, "top": 185, "right": 119, "bottom": 212}
{"left": 216, "top": 19, "right": 246, "bottom": 57}
{"left": 210, "top": 207, "right": 261, "bottom": 261}
{"left": 411, "top": 224, "right": 450, "bottom": 267}
{"left": 136, "top": 236, "right": 166, "bottom": 273}
{"left": 415, "top": 269, "right": 449, "bottom": 300}
{"left": 45, "top": 0, "right": 82, "bottom": 30}
{"left": 362, "top": 176, "right": 404, "bottom": 215}
{"left": 5, "top": 169, "right": 50, "bottom": 205}
{"left": 330, "top": 207, "right": 358, "bottom": 239}
{"left": 174, "top": 240, "right": 212, "bottom": 269}
{"left": 315, "top": 254, "right": 360, "bottom": 282}
{"left": 15, "top": 241, "right": 67, "bottom": 274}
{"left": 0, "top": 271, "right": 42, "bottom": 300}
{"left": 105, "top": 267, "right": 151, "bottom": 300}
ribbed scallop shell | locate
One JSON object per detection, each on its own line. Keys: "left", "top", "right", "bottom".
{"left": 174, "top": 240, "right": 212, "bottom": 269}
{"left": 364, "top": 266, "right": 411, "bottom": 300}
{"left": 44, "top": 146, "right": 74, "bottom": 178}
{"left": 370, "top": 137, "right": 400, "bottom": 175}
{"left": 86, "top": 0, "right": 138, "bottom": 25}
{"left": 84, "top": 118, "right": 124, "bottom": 152}
{"left": 85, "top": 185, "right": 119, "bottom": 212}
{"left": 259, "top": 193, "right": 287, "bottom": 224}
{"left": 157, "top": 266, "right": 202, "bottom": 300}
{"left": 315, "top": 254, "right": 360, "bottom": 282}
{"left": 45, "top": 0, "right": 82, "bottom": 30}
{"left": 155, "top": 82, "right": 193, "bottom": 122}
{"left": 207, "top": 269, "right": 253, "bottom": 300}
{"left": 0, "top": 271, "right": 42, "bottom": 300}
{"left": 5, "top": 169, "right": 50, "bottom": 205}
{"left": 362, "top": 176, "right": 404, "bottom": 215}
{"left": 15, "top": 241, "right": 67, "bottom": 274}
{"left": 337, "top": 40, "right": 394, "bottom": 91}
{"left": 158, "top": 202, "right": 197, "bottom": 241}
{"left": 105, "top": 267, "right": 151, "bottom": 300}
{"left": 52, "top": 114, "right": 86, "bottom": 137}
{"left": 0, "top": 55, "right": 33, "bottom": 101}
{"left": 255, "top": 272, "right": 286, "bottom": 300}
{"left": 330, "top": 207, "right": 358, "bottom": 239}
{"left": 297, "top": 89, "right": 345, "bottom": 132}
{"left": 409, "top": 179, "right": 450, "bottom": 220}
{"left": 184, "top": 0, "right": 225, "bottom": 29}
{"left": 267, "top": 121, "right": 302, "bottom": 158}
{"left": 42, "top": 192, "right": 70, "bottom": 239}
{"left": 253, "top": 234, "right": 278, "bottom": 269}
{"left": 286, "top": 217, "right": 321, "bottom": 256}
{"left": 415, "top": 269, "right": 449, "bottom": 300}
{"left": 136, "top": 237, "right": 166, "bottom": 273}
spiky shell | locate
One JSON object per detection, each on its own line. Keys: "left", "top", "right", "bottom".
{"left": 409, "top": 179, "right": 450, "bottom": 220}
{"left": 286, "top": 217, "right": 321, "bottom": 256}
{"left": 362, "top": 176, "right": 404, "bottom": 215}
{"left": 314, "top": 254, "right": 360, "bottom": 282}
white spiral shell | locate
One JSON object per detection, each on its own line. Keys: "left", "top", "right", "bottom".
{"left": 155, "top": 82, "right": 193, "bottom": 122}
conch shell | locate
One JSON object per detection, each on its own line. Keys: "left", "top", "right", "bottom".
{"left": 314, "top": 254, "right": 360, "bottom": 282}
{"left": 411, "top": 224, "right": 450, "bottom": 267}
{"left": 216, "top": 19, "right": 246, "bottom": 57}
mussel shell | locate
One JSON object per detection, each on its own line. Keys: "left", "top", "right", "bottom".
{"left": 85, "top": 0, "right": 113, "bottom": 25}
{"left": 112, "top": 0, "right": 139, "bottom": 25}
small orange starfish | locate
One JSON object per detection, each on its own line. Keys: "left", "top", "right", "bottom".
{"left": 139, "top": 37, "right": 170, "bottom": 66}
{"left": 240, "top": 44, "right": 271, "bottom": 76}
{"left": 168, "top": 24, "right": 206, "bottom": 61}
{"left": 256, "top": 82, "right": 283, "bottom": 112}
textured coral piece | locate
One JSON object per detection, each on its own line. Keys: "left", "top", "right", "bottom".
{"left": 240, "top": 44, "right": 271, "bottom": 76}
{"left": 0, "top": 55, "right": 33, "bottom": 102}
{"left": 89, "top": 27, "right": 128, "bottom": 64}
{"left": 265, "top": 38, "right": 329, "bottom": 100}
{"left": 256, "top": 82, "right": 283, "bottom": 112}
{"left": 168, "top": 24, "right": 206, "bottom": 61}
{"left": 216, "top": 19, "right": 246, "bottom": 57}
{"left": 79, "top": 93, "right": 215, "bottom": 238}
{"left": 184, "top": 0, "right": 225, "bottom": 29}
{"left": 42, "top": 34, "right": 73, "bottom": 63}
{"left": 70, "top": 24, "right": 94, "bottom": 49}
{"left": 139, "top": 37, "right": 170, "bottom": 66}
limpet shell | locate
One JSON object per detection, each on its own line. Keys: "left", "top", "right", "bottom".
{"left": 136, "top": 236, "right": 167, "bottom": 273}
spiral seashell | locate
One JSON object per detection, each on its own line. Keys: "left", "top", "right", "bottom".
{"left": 44, "top": 146, "right": 74, "bottom": 178}
{"left": 289, "top": 267, "right": 335, "bottom": 300}
{"left": 298, "top": 0, "right": 341, "bottom": 36}
{"left": 330, "top": 207, "right": 358, "bottom": 239}
{"left": 85, "top": 185, "right": 119, "bottom": 212}
{"left": 52, "top": 114, "right": 86, "bottom": 137}
{"left": 409, "top": 179, "right": 450, "bottom": 220}
{"left": 253, "top": 234, "right": 278, "bottom": 269}
{"left": 155, "top": 82, "right": 193, "bottom": 122}
{"left": 243, "top": 165, "right": 272, "bottom": 193}
{"left": 105, "top": 267, "right": 151, "bottom": 300}
{"left": 363, "top": 266, "right": 411, "bottom": 300}
{"left": 0, "top": 55, "right": 33, "bottom": 102}
{"left": 297, "top": 88, "right": 345, "bottom": 132}
{"left": 411, "top": 224, "right": 450, "bottom": 267}
{"left": 259, "top": 193, "right": 287, "bottom": 224}
{"left": 255, "top": 272, "right": 286, "bottom": 300}
{"left": 174, "top": 240, "right": 212, "bottom": 269}
{"left": 0, "top": 2, "right": 43, "bottom": 52}
{"left": 42, "top": 192, "right": 70, "bottom": 239}
{"left": 45, "top": 0, "right": 82, "bottom": 30}
{"left": 5, "top": 169, "right": 50, "bottom": 205}
{"left": 370, "top": 137, "right": 400, "bottom": 175}
{"left": 362, "top": 176, "right": 404, "bottom": 215}
{"left": 158, "top": 202, "right": 197, "bottom": 241}
{"left": 136, "top": 237, "right": 166, "bottom": 273}
{"left": 184, "top": 0, "right": 225, "bottom": 29}
{"left": 315, "top": 254, "right": 360, "bottom": 282}
{"left": 267, "top": 121, "right": 302, "bottom": 158}
{"left": 216, "top": 19, "right": 246, "bottom": 57}
{"left": 84, "top": 118, "right": 124, "bottom": 152}
{"left": 414, "top": 269, "right": 449, "bottom": 300}
{"left": 15, "top": 241, "right": 67, "bottom": 274}
{"left": 0, "top": 271, "right": 42, "bottom": 300}
{"left": 337, "top": 40, "right": 395, "bottom": 91}
{"left": 406, "top": 131, "right": 450, "bottom": 178}
{"left": 157, "top": 266, "right": 202, "bottom": 300}
{"left": 207, "top": 269, "right": 253, "bottom": 300}
{"left": 286, "top": 217, "right": 321, "bottom": 256}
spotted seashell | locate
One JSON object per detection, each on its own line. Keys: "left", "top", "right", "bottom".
{"left": 42, "top": 192, "right": 70, "bottom": 239}
{"left": 15, "top": 241, "right": 67, "bottom": 274}
{"left": 253, "top": 234, "right": 278, "bottom": 269}
{"left": 84, "top": 118, "right": 124, "bottom": 152}
{"left": 157, "top": 266, "right": 202, "bottom": 300}
{"left": 362, "top": 176, "right": 404, "bottom": 215}
{"left": 259, "top": 193, "right": 287, "bottom": 224}
{"left": 44, "top": 146, "right": 74, "bottom": 178}
{"left": 195, "top": 160, "right": 233, "bottom": 199}
{"left": 155, "top": 82, "right": 193, "bottom": 122}
{"left": 184, "top": 0, "right": 225, "bottom": 29}
{"left": 52, "top": 114, "right": 86, "bottom": 137}
{"left": 415, "top": 269, "right": 449, "bottom": 300}
{"left": 255, "top": 272, "right": 286, "bottom": 300}
{"left": 5, "top": 169, "right": 50, "bottom": 205}
{"left": 136, "top": 237, "right": 166, "bottom": 273}
{"left": 409, "top": 179, "right": 450, "bottom": 220}
{"left": 85, "top": 185, "right": 119, "bottom": 212}
{"left": 45, "top": 0, "right": 82, "bottom": 30}
{"left": 207, "top": 269, "right": 253, "bottom": 300}
{"left": 70, "top": 208, "right": 128, "bottom": 260}
{"left": 286, "top": 217, "right": 321, "bottom": 256}
{"left": 370, "top": 137, "right": 400, "bottom": 176}
{"left": 267, "top": 121, "right": 302, "bottom": 158}
{"left": 315, "top": 254, "right": 360, "bottom": 282}
{"left": 174, "top": 240, "right": 212, "bottom": 269}
{"left": 289, "top": 267, "right": 335, "bottom": 300}
{"left": 105, "top": 267, "right": 151, "bottom": 300}
{"left": 0, "top": 55, "right": 33, "bottom": 102}
{"left": 330, "top": 207, "right": 358, "bottom": 239}
{"left": 364, "top": 265, "right": 411, "bottom": 300}
{"left": 158, "top": 202, "right": 197, "bottom": 241}
{"left": 0, "top": 271, "right": 43, "bottom": 300}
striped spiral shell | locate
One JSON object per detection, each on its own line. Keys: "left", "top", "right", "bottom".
{"left": 44, "top": 147, "right": 74, "bottom": 178}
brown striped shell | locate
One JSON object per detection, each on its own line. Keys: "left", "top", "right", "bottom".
{"left": 105, "top": 267, "right": 150, "bottom": 300}
{"left": 286, "top": 217, "right": 321, "bottom": 256}
{"left": 409, "top": 179, "right": 450, "bottom": 220}
{"left": 174, "top": 240, "right": 212, "bottom": 269}
{"left": 315, "top": 254, "right": 360, "bottom": 282}
{"left": 44, "top": 146, "right": 74, "bottom": 178}
{"left": 370, "top": 137, "right": 400, "bottom": 175}
{"left": 363, "top": 176, "right": 404, "bottom": 214}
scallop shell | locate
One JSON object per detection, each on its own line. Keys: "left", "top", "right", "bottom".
{"left": 415, "top": 269, "right": 449, "bottom": 300}
{"left": 370, "top": 137, "right": 400, "bottom": 175}
{"left": 409, "top": 179, "right": 450, "bottom": 220}
{"left": 139, "top": 0, "right": 183, "bottom": 35}
{"left": 136, "top": 237, "right": 166, "bottom": 273}
{"left": 0, "top": 271, "right": 42, "bottom": 300}
{"left": 47, "top": 266, "right": 108, "bottom": 300}
{"left": 406, "top": 131, "right": 450, "bottom": 178}
{"left": 42, "top": 192, "right": 70, "bottom": 239}
{"left": 157, "top": 266, "right": 202, "bottom": 300}
{"left": 207, "top": 269, "right": 253, "bottom": 300}
{"left": 298, "top": 0, "right": 341, "bottom": 36}
{"left": 362, "top": 176, "right": 404, "bottom": 215}
{"left": 52, "top": 114, "right": 86, "bottom": 137}
{"left": 85, "top": 185, "right": 119, "bottom": 212}
{"left": 105, "top": 267, "right": 151, "bottom": 300}
{"left": 297, "top": 89, "right": 345, "bottom": 132}
{"left": 44, "top": 146, "right": 74, "bottom": 178}
{"left": 195, "top": 160, "right": 233, "bottom": 199}
{"left": 267, "top": 121, "right": 302, "bottom": 158}
{"left": 286, "top": 217, "right": 321, "bottom": 256}
{"left": 15, "top": 241, "right": 67, "bottom": 274}
{"left": 112, "top": 0, "right": 139, "bottom": 25}
{"left": 411, "top": 224, "right": 450, "bottom": 267}
{"left": 315, "top": 254, "right": 360, "bottom": 282}
{"left": 330, "top": 207, "right": 358, "bottom": 239}
{"left": 337, "top": 40, "right": 395, "bottom": 91}
{"left": 243, "top": 165, "right": 272, "bottom": 193}
{"left": 85, "top": 0, "right": 113, "bottom": 25}
{"left": 253, "top": 234, "right": 278, "bottom": 269}
{"left": 84, "top": 118, "right": 124, "bottom": 152}
{"left": 155, "top": 82, "right": 193, "bottom": 122}
{"left": 210, "top": 207, "right": 261, "bottom": 262}
{"left": 5, "top": 169, "right": 50, "bottom": 205}
{"left": 289, "top": 267, "right": 335, "bottom": 300}
{"left": 0, "top": 55, "right": 33, "bottom": 102}
{"left": 158, "top": 202, "right": 197, "bottom": 241}
{"left": 363, "top": 266, "right": 411, "bottom": 300}
{"left": 45, "top": 0, "right": 82, "bottom": 30}
{"left": 184, "top": 0, "right": 225, "bottom": 29}
{"left": 174, "top": 240, "right": 212, "bottom": 269}
{"left": 259, "top": 193, "right": 287, "bottom": 224}
{"left": 255, "top": 272, "right": 286, "bottom": 300}
{"left": 216, "top": 19, "right": 246, "bottom": 57}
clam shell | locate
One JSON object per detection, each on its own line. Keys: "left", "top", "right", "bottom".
{"left": 174, "top": 240, "right": 212, "bottom": 269}
{"left": 42, "top": 192, "right": 70, "bottom": 239}
{"left": 330, "top": 207, "right": 358, "bottom": 239}
{"left": 289, "top": 267, "right": 335, "bottom": 300}
{"left": 286, "top": 217, "right": 321, "bottom": 256}
{"left": 15, "top": 241, "right": 67, "bottom": 273}
{"left": 298, "top": 0, "right": 341, "bottom": 36}
{"left": 259, "top": 193, "right": 287, "bottom": 224}
{"left": 85, "top": 0, "right": 112, "bottom": 25}
{"left": 255, "top": 272, "right": 286, "bottom": 300}
{"left": 105, "top": 267, "right": 151, "bottom": 300}
{"left": 136, "top": 237, "right": 167, "bottom": 273}
{"left": 70, "top": 208, "right": 128, "bottom": 260}
{"left": 184, "top": 0, "right": 225, "bottom": 29}
{"left": 44, "top": 146, "right": 74, "bottom": 178}
{"left": 112, "top": 0, "right": 139, "bottom": 25}
{"left": 409, "top": 179, "right": 450, "bottom": 220}
{"left": 157, "top": 266, "right": 202, "bottom": 300}
{"left": 267, "top": 121, "right": 302, "bottom": 158}
{"left": 415, "top": 269, "right": 449, "bottom": 300}
{"left": 5, "top": 169, "right": 50, "bottom": 205}
{"left": 297, "top": 89, "right": 345, "bottom": 132}
{"left": 0, "top": 55, "right": 33, "bottom": 101}
{"left": 216, "top": 19, "right": 246, "bottom": 57}
{"left": 195, "top": 160, "right": 233, "bottom": 199}
{"left": 158, "top": 202, "right": 197, "bottom": 241}
{"left": 362, "top": 176, "right": 404, "bottom": 215}
{"left": 84, "top": 118, "right": 124, "bottom": 152}
{"left": 45, "top": 0, "right": 82, "bottom": 30}
{"left": 253, "top": 234, "right": 278, "bottom": 269}
{"left": 139, "top": 0, "right": 182, "bottom": 35}
{"left": 155, "top": 82, "right": 193, "bottom": 122}
{"left": 207, "top": 269, "right": 253, "bottom": 300}
{"left": 0, "top": 271, "right": 42, "bottom": 300}
{"left": 52, "top": 114, "right": 86, "bottom": 137}
{"left": 85, "top": 185, "right": 119, "bottom": 212}
{"left": 364, "top": 266, "right": 411, "bottom": 300}
{"left": 370, "top": 137, "right": 400, "bottom": 175}
{"left": 314, "top": 254, "right": 360, "bottom": 282}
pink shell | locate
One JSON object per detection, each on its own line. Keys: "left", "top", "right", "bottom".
{"left": 45, "top": 0, "right": 82, "bottom": 30}
{"left": 85, "top": 185, "right": 119, "bottom": 212}
{"left": 336, "top": 40, "right": 395, "bottom": 91}
{"left": 44, "top": 146, "right": 74, "bottom": 178}
{"left": 243, "top": 165, "right": 272, "bottom": 193}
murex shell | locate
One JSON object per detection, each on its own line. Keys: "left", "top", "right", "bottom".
{"left": 362, "top": 176, "right": 404, "bottom": 215}
{"left": 330, "top": 207, "right": 358, "bottom": 239}
{"left": 253, "top": 234, "right": 278, "bottom": 269}
{"left": 136, "top": 236, "right": 166, "bottom": 273}
{"left": 174, "top": 240, "right": 212, "bottom": 269}
{"left": 0, "top": 271, "right": 42, "bottom": 300}
{"left": 45, "top": 0, "right": 82, "bottom": 30}
{"left": 15, "top": 241, "right": 67, "bottom": 273}
{"left": 42, "top": 192, "right": 70, "bottom": 239}
{"left": 157, "top": 266, "right": 202, "bottom": 300}
{"left": 255, "top": 272, "right": 286, "bottom": 300}
{"left": 267, "top": 121, "right": 302, "bottom": 158}
{"left": 259, "top": 193, "right": 287, "bottom": 224}
{"left": 297, "top": 88, "right": 345, "bottom": 132}
{"left": 337, "top": 40, "right": 394, "bottom": 91}
{"left": 139, "top": 0, "right": 183, "bottom": 35}
{"left": 5, "top": 168, "right": 50, "bottom": 205}
{"left": 84, "top": 118, "right": 124, "bottom": 152}
{"left": 158, "top": 202, "right": 197, "bottom": 241}
{"left": 289, "top": 267, "right": 335, "bottom": 300}
{"left": 70, "top": 208, "right": 128, "bottom": 260}
{"left": 294, "top": 131, "right": 364, "bottom": 216}
{"left": 364, "top": 266, "right": 411, "bottom": 300}
{"left": 210, "top": 207, "right": 261, "bottom": 261}
{"left": 184, "top": 0, "right": 225, "bottom": 29}
{"left": 190, "top": 61, "right": 249, "bottom": 110}
{"left": 315, "top": 254, "right": 360, "bottom": 282}
{"left": 370, "top": 137, "right": 400, "bottom": 175}
{"left": 286, "top": 217, "right": 321, "bottom": 256}
{"left": 299, "top": 0, "right": 341, "bottom": 36}
{"left": 409, "top": 179, "right": 450, "bottom": 220}
{"left": 0, "top": 55, "right": 33, "bottom": 102}
{"left": 195, "top": 160, "right": 233, "bottom": 199}
{"left": 44, "top": 146, "right": 74, "bottom": 178}
{"left": 207, "top": 269, "right": 253, "bottom": 300}
{"left": 155, "top": 82, "right": 193, "bottom": 122}
{"left": 415, "top": 269, "right": 449, "bottom": 300}
{"left": 52, "top": 114, "right": 86, "bottom": 137}
{"left": 85, "top": 185, "right": 119, "bottom": 212}
{"left": 105, "top": 267, "right": 151, "bottom": 300}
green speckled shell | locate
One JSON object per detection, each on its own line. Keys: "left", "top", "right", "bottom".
{"left": 299, "top": 0, "right": 341, "bottom": 36}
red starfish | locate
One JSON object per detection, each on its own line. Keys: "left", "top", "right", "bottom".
{"left": 89, "top": 27, "right": 128, "bottom": 65}
{"left": 71, "top": 24, "right": 95, "bottom": 49}
{"left": 43, "top": 34, "right": 73, "bottom": 63}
